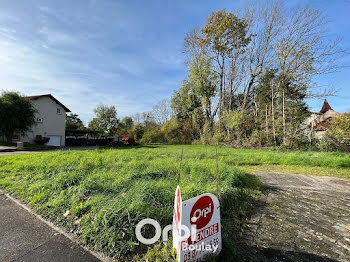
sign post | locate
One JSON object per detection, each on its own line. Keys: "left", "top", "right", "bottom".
{"left": 172, "top": 148, "right": 222, "bottom": 262}
{"left": 173, "top": 185, "right": 182, "bottom": 255}
{"left": 173, "top": 192, "right": 222, "bottom": 262}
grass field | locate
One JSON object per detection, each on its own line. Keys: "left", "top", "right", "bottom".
{"left": 0, "top": 145, "right": 349, "bottom": 261}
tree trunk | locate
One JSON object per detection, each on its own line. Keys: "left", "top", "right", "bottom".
{"left": 241, "top": 74, "right": 256, "bottom": 112}
{"left": 265, "top": 104, "right": 269, "bottom": 140}
{"left": 282, "top": 88, "right": 286, "bottom": 144}
{"left": 218, "top": 57, "right": 225, "bottom": 131}
{"left": 229, "top": 75, "right": 233, "bottom": 111}
{"left": 271, "top": 85, "right": 277, "bottom": 145}
{"left": 218, "top": 60, "right": 225, "bottom": 119}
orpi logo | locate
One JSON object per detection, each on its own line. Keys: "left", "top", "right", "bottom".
{"left": 190, "top": 195, "right": 214, "bottom": 229}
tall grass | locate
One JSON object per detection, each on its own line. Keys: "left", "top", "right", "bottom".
{"left": 0, "top": 145, "right": 348, "bottom": 260}
{"left": 0, "top": 145, "right": 262, "bottom": 260}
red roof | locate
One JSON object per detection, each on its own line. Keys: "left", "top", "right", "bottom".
{"left": 320, "top": 100, "right": 332, "bottom": 114}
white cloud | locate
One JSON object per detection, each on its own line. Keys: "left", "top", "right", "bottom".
{"left": 39, "top": 27, "right": 78, "bottom": 46}
{"left": 0, "top": 0, "right": 188, "bottom": 124}
{"left": 0, "top": 38, "right": 146, "bottom": 124}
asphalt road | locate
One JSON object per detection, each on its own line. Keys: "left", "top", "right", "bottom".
{"left": 241, "top": 172, "right": 350, "bottom": 262}
{"left": 0, "top": 146, "right": 101, "bottom": 156}
{"left": 0, "top": 191, "right": 101, "bottom": 262}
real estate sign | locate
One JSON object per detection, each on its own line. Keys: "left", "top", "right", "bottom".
{"left": 173, "top": 190, "right": 222, "bottom": 262}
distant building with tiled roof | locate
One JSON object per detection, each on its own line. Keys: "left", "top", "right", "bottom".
{"left": 311, "top": 100, "right": 339, "bottom": 139}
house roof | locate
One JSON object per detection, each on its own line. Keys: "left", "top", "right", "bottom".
{"left": 25, "top": 94, "right": 71, "bottom": 112}
{"left": 320, "top": 100, "right": 333, "bottom": 114}
{"left": 313, "top": 118, "right": 333, "bottom": 131}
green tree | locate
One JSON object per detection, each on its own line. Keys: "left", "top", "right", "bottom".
{"left": 121, "top": 116, "right": 133, "bottom": 130}
{"left": 161, "top": 119, "right": 182, "bottom": 144}
{"left": 0, "top": 92, "right": 36, "bottom": 142}
{"left": 66, "top": 113, "right": 85, "bottom": 130}
{"left": 256, "top": 69, "right": 279, "bottom": 144}
{"left": 117, "top": 116, "right": 134, "bottom": 136}
{"left": 132, "top": 124, "right": 144, "bottom": 141}
{"left": 140, "top": 128, "right": 164, "bottom": 144}
{"left": 171, "top": 80, "right": 201, "bottom": 121}
{"left": 88, "top": 104, "right": 119, "bottom": 136}
{"left": 326, "top": 113, "right": 350, "bottom": 152}
{"left": 189, "top": 57, "right": 217, "bottom": 127}
{"left": 201, "top": 9, "right": 250, "bottom": 119}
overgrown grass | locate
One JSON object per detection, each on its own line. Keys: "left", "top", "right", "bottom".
{"left": 0, "top": 145, "right": 348, "bottom": 260}
{"left": 0, "top": 145, "right": 262, "bottom": 261}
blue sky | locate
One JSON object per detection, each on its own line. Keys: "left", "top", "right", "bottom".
{"left": 0, "top": 0, "right": 349, "bottom": 124}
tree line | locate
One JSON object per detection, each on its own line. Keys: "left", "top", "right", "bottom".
{"left": 69, "top": 1, "right": 348, "bottom": 149}
{"left": 3, "top": 1, "right": 348, "bottom": 150}
{"left": 169, "top": 1, "right": 346, "bottom": 147}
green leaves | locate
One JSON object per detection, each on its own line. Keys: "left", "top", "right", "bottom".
{"left": 0, "top": 92, "right": 36, "bottom": 142}
{"left": 326, "top": 114, "right": 350, "bottom": 152}
{"left": 66, "top": 113, "right": 85, "bottom": 130}
{"left": 201, "top": 9, "right": 250, "bottom": 57}
{"left": 88, "top": 104, "right": 119, "bottom": 136}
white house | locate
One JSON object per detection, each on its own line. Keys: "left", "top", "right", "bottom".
{"left": 19, "top": 94, "right": 71, "bottom": 146}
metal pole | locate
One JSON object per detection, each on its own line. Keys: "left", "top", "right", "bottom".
{"left": 178, "top": 146, "right": 184, "bottom": 185}
{"left": 216, "top": 147, "right": 219, "bottom": 199}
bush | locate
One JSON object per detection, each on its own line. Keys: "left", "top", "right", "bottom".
{"left": 132, "top": 124, "right": 145, "bottom": 142}
{"left": 161, "top": 119, "right": 182, "bottom": 144}
{"left": 34, "top": 135, "right": 50, "bottom": 145}
{"left": 325, "top": 114, "right": 350, "bottom": 152}
{"left": 141, "top": 129, "right": 165, "bottom": 144}
{"left": 250, "top": 129, "right": 265, "bottom": 147}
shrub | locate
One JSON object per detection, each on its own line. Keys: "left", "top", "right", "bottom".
{"left": 161, "top": 119, "right": 182, "bottom": 144}
{"left": 325, "top": 113, "right": 350, "bottom": 152}
{"left": 132, "top": 124, "right": 145, "bottom": 142}
{"left": 141, "top": 129, "right": 164, "bottom": 144}
{"left": 34, "top": 135, "right": 50, "bottom": 145}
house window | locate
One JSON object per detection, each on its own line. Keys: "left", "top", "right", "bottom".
{"left": 57, "top": 108, "right": 62, "bottom": 114}
{"left": 37, "top": 118, "right": 43, "bottom": 123}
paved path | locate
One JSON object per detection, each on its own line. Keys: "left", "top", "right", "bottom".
{"left": 0, "top": 192, "right": 100, "bottom": 262}
{"left": 241, "top": 172, "right": 350, "bottom": 262}
{"left": 0, "top": 151, "right": 40, "bottom": 156}
{"left": 0, "top": 146, "right": 16, "bottom": 152}
{"left": 0, "top": 146, "right": 101, "bottom": 156}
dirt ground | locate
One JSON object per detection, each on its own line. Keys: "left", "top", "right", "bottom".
{"left": 240, "top": 172, "right": 350, "bottom": 262}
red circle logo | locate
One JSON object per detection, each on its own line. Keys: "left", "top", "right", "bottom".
{"left": 190, "top": 195, "right": 214, "bottom": 229}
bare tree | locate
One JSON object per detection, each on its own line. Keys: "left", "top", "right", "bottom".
{"left": 275, "top": 5, "right": 345, "bottom": 143}
{"left": 183, "top": 29, "right": 204, "bottom": 67}
{"left": 239, "top": 0, "right": 283, "bottom": 112}
{"left": 152, "top": 99, "right": 173, "bottom": 125}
